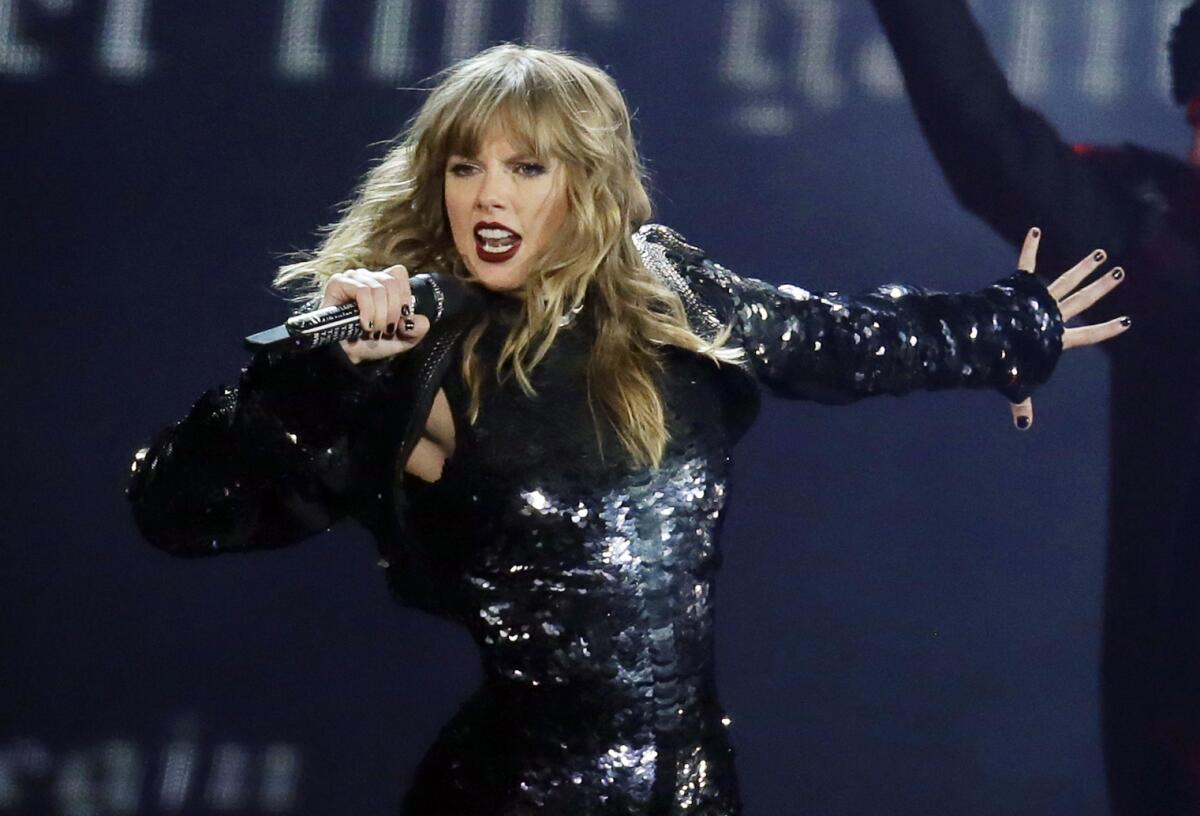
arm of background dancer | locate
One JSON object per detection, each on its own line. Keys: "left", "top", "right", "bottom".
{"left": 869, "top": 0, "right": 1139, "bottom": 265}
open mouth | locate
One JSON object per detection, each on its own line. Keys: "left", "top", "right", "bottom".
{"left": 474, "top": 222, "right": 522, "bottom": 263}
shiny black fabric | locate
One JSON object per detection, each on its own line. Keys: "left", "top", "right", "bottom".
{"left": 128, "top": 226, "right": 1063, "bottom": 815}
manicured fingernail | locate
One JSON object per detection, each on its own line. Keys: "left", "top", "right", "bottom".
{"left": 1016, "top": 416, "right": 1031, "bottom": 430}
{"left": 386, "top": 323, "right": 395, "bottom": 333}
{"left": 1120, "top": 316, "right": 1132, "bottom": 327}
{"left": 1094, "top": 250, "right": 1106, "bottom": 262}
{"left": 382, "top": 330, "right": 395, "bottom": 340}
{"left": 347, "top": 336, "right": 358, "bottom": 344}
{"left": 373, "top": 330, "right": 382, "bottom": 340}
{"left": 404, "top": 318, "right": 415, "bottom": 332}
{"left": 401, "top": 303, "right": 411, "bottom": 317}
{"left": 1111, "top": 268, "right": 1124, "bottom": 280}
{"left": 1030, "top": 228, "right": 1040, "bottom": 238}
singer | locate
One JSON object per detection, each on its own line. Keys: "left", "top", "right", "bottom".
{"left": 128, "top": 45, "right": 1128, "bottom": 815}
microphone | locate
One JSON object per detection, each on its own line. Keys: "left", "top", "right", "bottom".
{"left": 244, "top": 272, "right": 479, "bottom": 351}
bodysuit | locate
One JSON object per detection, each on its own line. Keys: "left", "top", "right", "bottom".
{"left": 128, "top": 225, "right": 1063, "bottom": 815}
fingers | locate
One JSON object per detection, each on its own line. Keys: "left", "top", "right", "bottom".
{"left": 322, "top": 270, "right": 380, "bottom": 333}
{"left": 1063, "top": 316, "right": 1132, "bottom": 350}
{"left": 322, "top": 265, "right": 427, "bottom": 363}
{"left": 400, "top": 315, "right": 431, "bottom": 343}
{"left": 377, "top": 264, "right": 412, "bottom": 338}
{"left": 373, "top": 271, "right": 401, "bottom": 336}
{"left": 358, "top": 272, "right": 389, "bottom": 336}
{"left": 323, "top": 266, "right": 413, "bottom": 338}
{"left": 1048, "top": 248, "right": 1107, "bottom": 301}
{"left": 341, "top": 270, "right": 386, "bottom": 336}
{"left": 1059, "top": 266, "right": 1124, "bottom": 321}
{"left": 1010, "top": 397, "right": 1033, "bottom": 431}
{"left": 1017, "top": 227, "right": 1041, "bottom": 274}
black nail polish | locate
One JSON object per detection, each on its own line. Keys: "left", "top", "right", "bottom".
{"left": 1112, "top": 268, "right": 1124, "bottom": 280}
{"left": 347, "top": 336, "right": 358, "bottom": 344}
{"left": 382, "top": 330, "right": 395, "bottom": 340}
{"left": 1094, "top": 250, "right": 1106, "bottom": 262}
{"left": 1031, "top": 228, "right": 1040, "bottom": 238}
{"left": 404, "top": 318, "right": 415, "bottom": 332}
{"left": 401, "top": 303, "right": 411, "bottom": 317}
{"left": 1120, "top": 316, "right": 1132, "bottom": 327}
{"left": 1016, "top": 416, "right": 1031, "bottom": 430}
{"left": 386, "top": 323, "right": 396, "bottom": 334}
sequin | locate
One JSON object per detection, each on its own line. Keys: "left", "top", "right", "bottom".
{"left": 127, "top": 224, "right": 1064, "bottom": 815}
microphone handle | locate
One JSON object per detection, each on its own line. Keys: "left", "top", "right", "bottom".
{"left": 244, "top": 273, "right": 453, "bottom": 351}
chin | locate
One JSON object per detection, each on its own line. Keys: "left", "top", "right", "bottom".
{"left": 469, "top": 262, "right": 531, "bottom": 293}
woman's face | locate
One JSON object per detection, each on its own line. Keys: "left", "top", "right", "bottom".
{"left": 444, "top": 127, "right": 569, "bottom": 292}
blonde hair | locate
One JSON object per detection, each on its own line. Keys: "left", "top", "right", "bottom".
{"left": 277, "top": 44, "right": 737, "bottom": 468}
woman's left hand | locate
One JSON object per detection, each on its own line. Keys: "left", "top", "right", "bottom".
{"left": 1008, "top": 227, "right": 1131, "bottom": 430}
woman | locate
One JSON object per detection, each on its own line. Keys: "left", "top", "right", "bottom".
{"left": 128, "top": 45, "right": 1128, "bottom": 815}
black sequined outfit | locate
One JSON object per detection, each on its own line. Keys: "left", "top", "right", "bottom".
{"left": 128, "top": 225, "right": 1063, "bottom": 815}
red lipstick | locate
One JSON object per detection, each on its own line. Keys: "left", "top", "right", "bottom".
{"left": 474, "top": 221, "right": 522, "bottom": 264}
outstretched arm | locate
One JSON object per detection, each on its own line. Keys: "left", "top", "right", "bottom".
{"left": 697, "top": 262, "right": 1063, "bottom": 405}
{"left": 869, "top": 0, "right": 1141, "bottom": 267}
{"left": 655, "top": 226, "right": 1126, "bottom": 406}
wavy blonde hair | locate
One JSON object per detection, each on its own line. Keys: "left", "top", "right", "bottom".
{"left": 277, "top": 44, "right": 737, "bottom": 468}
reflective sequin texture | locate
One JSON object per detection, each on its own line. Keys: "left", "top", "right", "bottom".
{"left": 398, "top": 305, "right": 739, "bottom": 813}
{"left": 128, "top": 225, "right": 1064, "bottom": 815}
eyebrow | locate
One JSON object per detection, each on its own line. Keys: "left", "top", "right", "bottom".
{"left": 446, "top": 151, "right": 546, "bottom": 163}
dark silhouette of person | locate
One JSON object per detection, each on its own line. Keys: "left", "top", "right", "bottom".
{"left": 869, "top": 2, "right": 1200, "bottom": 813}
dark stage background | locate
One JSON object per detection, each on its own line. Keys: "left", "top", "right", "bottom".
{"left": 2, "top": 0, "right": 1189, "bottom": 813}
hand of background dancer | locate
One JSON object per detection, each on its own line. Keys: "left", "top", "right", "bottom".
{"left": 319, "top": 265, "right": 431, "bottom": 363}
{"left": 1009, "top": 227, "right": 1130, "bottom": 430}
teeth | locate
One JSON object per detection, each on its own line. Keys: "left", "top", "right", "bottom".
{"left": 476, "top": 226, "right": 519, "bottom": 256}
{"left": 477, "top": 227, "right": 516, "bottom": 240}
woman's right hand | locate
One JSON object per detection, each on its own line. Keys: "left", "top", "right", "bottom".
{"left": 320, "top": 265, "right": 431, "bottom": 364}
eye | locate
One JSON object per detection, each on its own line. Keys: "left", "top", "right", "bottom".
{"left": 447, "top": 161, "right": 478, "bottom": 177}
{"left": 514, "top": 161, "right": 548, "bottom": 177}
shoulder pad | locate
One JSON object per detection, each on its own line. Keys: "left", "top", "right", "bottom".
{"left": 633, "top": 224, "right": 724, "bottom": 336}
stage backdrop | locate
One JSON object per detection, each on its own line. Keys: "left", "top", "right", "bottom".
{"left": 2, "top": 0, "right": 1186, "bottom": 813}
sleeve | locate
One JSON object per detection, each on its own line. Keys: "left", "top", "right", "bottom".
{"left": 127, "top": 343, "right": 394, "bottom": 556}
{"left": 684, "top": 258, "right": 1064, "bottom": 405}
{"left": 869, "top": 0, "right": 1142, "bottom": 266}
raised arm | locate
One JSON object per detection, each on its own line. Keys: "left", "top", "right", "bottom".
{"left": 127, "top": 344, "right": 394, "bottom": 556}
{"left": 869, "top": 0, "right": 1141, "bottom": 266}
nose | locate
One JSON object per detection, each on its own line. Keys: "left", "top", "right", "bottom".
{"left": 474, "top": 167, "right": 510, "bottom": 212}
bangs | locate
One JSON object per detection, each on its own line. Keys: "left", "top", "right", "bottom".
{"left": 428, "top": 63, "right": 577, "bottom": 162}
